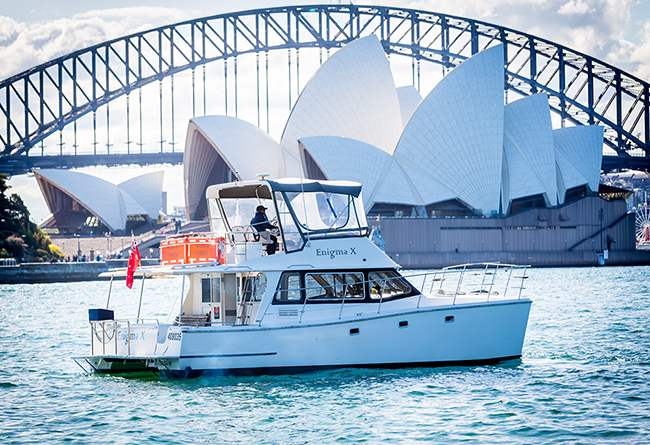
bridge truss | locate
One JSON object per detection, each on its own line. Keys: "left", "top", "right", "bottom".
{"left": 1, "top": 4, "right": 648, "bottom": 174}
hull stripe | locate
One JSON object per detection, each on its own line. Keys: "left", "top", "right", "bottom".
{"left": 161, "top": 355, "right": 523, "bottom": 378}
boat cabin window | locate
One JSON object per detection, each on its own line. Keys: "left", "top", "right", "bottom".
{"left": 273, "top": 270, "right": 417, "bottom": 304}
{"left": 201, "top": 276, "right": 221, "bottom": 303}
{"left": 275, "top": 272, "right": 302, "bottom": 302}
{"left": 305, "top": 273, "right": 365, "bottom": 301}
{"left": 368, "top": 271, "right": 412, "bottom": 300}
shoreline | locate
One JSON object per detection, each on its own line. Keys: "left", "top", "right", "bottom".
{"left": 0, "top": 259, "right": 160, "bottom": 284}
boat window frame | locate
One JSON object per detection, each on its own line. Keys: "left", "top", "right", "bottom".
{"left": 293, "top": 192, "right": 368, "bottom": 237}
{"left": 209, "top": 183, "right": 280, "bottom": 237}
{"left": 276, "top": 191, "right": 369, "bottom": 254}
{"left": 367, "top": 270, "right": 414, "bottom": 302}
{"left": 273, "top": 191, "right": 305, "bottom": 253}
{"left": 304, "top": 272, "right": 366, "bottom": 302}
{"left": 273, "top": 272, "right": 303, "bottom": 304}
{"left": 272, "top": 269, "right": 419, "bottom": 305}
{"left": 209, "top": 184, "right": 369, "bottom": 254}
{"left": 201, "top": 274, "right": 221, "bottom": 303}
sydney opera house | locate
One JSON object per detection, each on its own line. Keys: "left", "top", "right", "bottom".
{"left": 183, "top": 36, "right": 639, "bottom": 266}
{"left": 35, "top": 35, "right": 639, "bottom": 265}
{"left": 185, "top": 37, "right": 605, "bottom": 219}
{"left": 35, "top": 170, "right": 164, "bottom": 235}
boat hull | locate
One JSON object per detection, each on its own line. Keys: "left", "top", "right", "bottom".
{"left": 148, "top": 299, "right": 531, "bottom": 377}
{"left": 82, "top": 356, "right": 151, "bottom": 374}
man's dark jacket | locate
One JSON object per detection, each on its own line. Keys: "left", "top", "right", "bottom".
{"left": 250, "top": 212, "right": 275, "bottom": 232}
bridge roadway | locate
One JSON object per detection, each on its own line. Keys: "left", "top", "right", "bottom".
{"left": 0, "top": 153, "right": 183, "bottom": 175}
{"left": 0, "top": 153, "right": 645, "bottom": 176}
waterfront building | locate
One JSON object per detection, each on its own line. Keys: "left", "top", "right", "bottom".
{"left": 35, "top": 170, "right": 164, "bottom": 235}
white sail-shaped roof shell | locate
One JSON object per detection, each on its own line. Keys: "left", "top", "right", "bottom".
{"left": 393, "top": 45, "right": 505, "bottom": 216}
{"left": 119, "top": 191, "right": 149, "bottom": 218}
{"left": 553, "top": 126, "right": 604, "bottom": 192}
{"left": 34, "top": 169, "right": 127, "bottom": 233}
{"left": 184, "top": 116, "right": 284, "bottom": 220}
{"left": 503, "top": 94, "right": 558, "bottom": 207}
{"left": 555, "top": 148, "right": 589, "bottom": 204}
{"left": 280, "top": 35, "right": 403, "bottom": 175}
{"left": 396, "top": 85, "right": 423, "bottom": 128}
{"left": 118, "top": 171, "right": 164, "bottom": 220}
{"left": 299, "top": 136, "right": 393, "bottom": 212}
{"left": 371, "top": 158, "right": 432, "bottom": 207}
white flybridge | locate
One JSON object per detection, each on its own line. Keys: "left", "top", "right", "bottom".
{"left": 76, "top": 178, "right": 532, "bottom": 377}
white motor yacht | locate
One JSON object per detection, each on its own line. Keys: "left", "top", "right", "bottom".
{"left": 76, "top": 178, "right": 532, "bottom": 377}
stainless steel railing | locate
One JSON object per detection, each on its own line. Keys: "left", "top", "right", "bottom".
{"left": 258, "top": 263, "right": 530, "bottom": 325}
{"left": 90, "top": 318, "right": 160, "bottom": 357}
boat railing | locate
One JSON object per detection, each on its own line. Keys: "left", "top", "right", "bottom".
{"left": 216, "top": 229, "right": 282, "bottom": 264}
{"left": 89, "top": 318, "right": 159, "bottom": 357}
{"left": 260, "top": 263, "right": 529, "bottom": 324}
{"left": 403, "top": 263, "right": 530, "bottom": 306}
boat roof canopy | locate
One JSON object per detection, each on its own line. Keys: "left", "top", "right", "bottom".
{"left": 206, "top": 178, "right": 362, "bottom": 199}
{"left": 267, "top": 179, "right": 362, "bottom": 197}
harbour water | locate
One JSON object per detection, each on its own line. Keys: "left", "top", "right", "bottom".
{"left": 1, "top": 266, "right": 649, "bottom": 443}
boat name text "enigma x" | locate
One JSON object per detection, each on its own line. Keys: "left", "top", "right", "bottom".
{"left": 316, "top": 248, "right": 357, "bottom": 259}
{"left": 117, "top": 331, "right": 145, "bottom": 342}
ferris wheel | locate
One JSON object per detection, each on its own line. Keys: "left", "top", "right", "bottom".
{"left": 636, "top": 203, "right": 650, "bottom": 245}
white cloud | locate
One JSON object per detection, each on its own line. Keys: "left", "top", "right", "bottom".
{"left": 0, "top": 16, "right": 25, "bottom": 44}
{"left": 404, "top": 0, "right": 648, "bottom": 81}
{"left": 630, "top": 20, "right": 650, "bottom": 80}
{"left": 0, "top": 7, "right": 199, "bottom": 79}
{"left": 72, "top": 6, "right": 198, "bottom": 21}
{"left": 557, "top": 0, "right": 592, "bottom": 15}
{"left": 1, "top": 2, "right": 647, "bottom": 80}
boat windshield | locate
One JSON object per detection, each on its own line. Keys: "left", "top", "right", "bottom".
{"left": 275, "top": 190, "right": 368, "bottom": 251}
{"left": 209, "top": 197, "right": 276, "bottom": 236}
{"left": 206, "top": 180, "right": 368, "bottom": 253}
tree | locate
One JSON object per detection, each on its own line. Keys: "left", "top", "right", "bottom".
{"left": 0, "top": 174, "right": 63, "bottom": 262}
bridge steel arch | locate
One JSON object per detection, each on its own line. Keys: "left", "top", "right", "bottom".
{"left": 1, "top": 4, "right": 649, "bottom": 174}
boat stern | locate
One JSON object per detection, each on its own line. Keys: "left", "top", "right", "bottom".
{"left": 82, "top": 310, "right": 184, "bottom": 374}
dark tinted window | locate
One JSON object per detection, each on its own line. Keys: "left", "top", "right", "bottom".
{"left": 368, "top": 271, "right": 412, "bottom": 300}
{"left": 275, "top": 272, "right": 302, "bottom": 302}
{"left": 305, "top": 273, "right": 364, "bottom": 301}
{"left": 202, "top": 277, "right": 221, "bottom": 303}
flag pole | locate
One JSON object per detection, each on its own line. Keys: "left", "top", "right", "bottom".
{"left": 134, "top": 230, "right": 145, "bottom": 321}
{"left": 134, "top": 230, "right": 141, "bottom": 268}
{"left": 137, "top": 272, "right": 146, "bottom": 321}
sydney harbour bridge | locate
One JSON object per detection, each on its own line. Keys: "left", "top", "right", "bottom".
{"left": 1, "top": 4, "right": 648, "bottom": 176}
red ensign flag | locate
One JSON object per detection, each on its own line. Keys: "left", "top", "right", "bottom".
{"left": 126, "top": 233, "right": 141, "bottom": 289}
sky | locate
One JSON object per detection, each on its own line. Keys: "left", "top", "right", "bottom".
{"left": 3, "top": 0, "right": 650, "bottom": 222}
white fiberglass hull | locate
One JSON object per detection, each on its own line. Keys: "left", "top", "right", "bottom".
{"left": 87, "top": 299, "right": 531, "bottom": 377}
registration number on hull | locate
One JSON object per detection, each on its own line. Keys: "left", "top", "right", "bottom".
{"left": 167, "top": 331, "right": 182, "bottom": 341}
